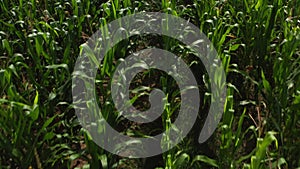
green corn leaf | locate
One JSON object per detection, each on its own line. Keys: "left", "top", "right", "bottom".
{"left": 30, "top": 104, "right": 39, "bottom": 121}
{"left": 229, "top": 44, "right": 240, "bottom": 52}
{"left": 41, "top": 115, "right": 57, "bottom": 132}
{"left": 173, "top": 153, "right": 190, "bottom": 168}
{"left": 99, "top": 154, "right": 108, "bottom": 169}
{"left": 192, "top": 155, "right": 219, "bottom": 168}
{"left": 34, "top": 90, "right": 39, "bottom": 105}
{"left": 2, "top": 39, "right": 12, "bottom": 56}
{"left": 251, "top": 132, "right": 278, "bottom": 169}
{"left": 261, "top": 70, "right": 271, "bottom": 93}
{"left": 255, "top": 0, "right": 263, "bottom": 11}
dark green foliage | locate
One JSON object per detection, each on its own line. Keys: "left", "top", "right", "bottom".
{"left": 0, "top": 0, "right": 299, "bottom": 168}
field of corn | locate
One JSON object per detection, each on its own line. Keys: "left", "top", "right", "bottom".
{"left": 0, "top": 0, "right": 300, "bottom": 168}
